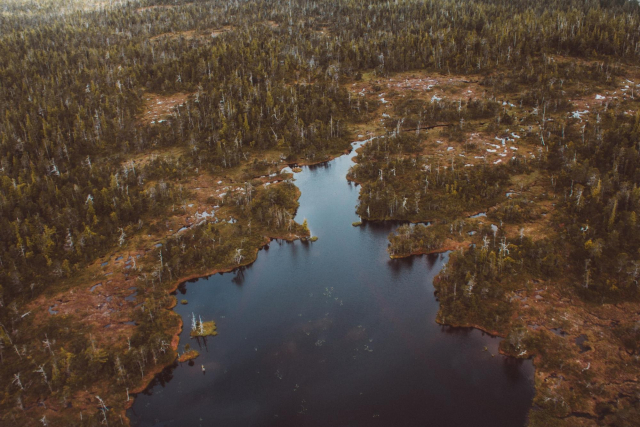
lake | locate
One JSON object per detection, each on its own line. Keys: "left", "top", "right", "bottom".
{"left": 128, "top": 140, "right": 534, "bottom": 427}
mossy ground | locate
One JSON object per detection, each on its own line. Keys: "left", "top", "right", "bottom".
{"left": 190, "top": 321, "right": 218, "bottom": 338}
{"left": 352, "top": 67, "right": 640, "bottom": 424}
{"left": 178, "top": 349, "right": 200, "bottom": 362}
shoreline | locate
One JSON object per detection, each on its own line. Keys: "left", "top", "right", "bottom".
{"left": 122, "top": 143, "right": 360, "bottom": 424}
{"left": 388, "top": 241, "right": 469, "bottom": 259}
{"left": 120, "top": 134, "right": 536, "bottom": 426}
{"left": 123, "top": 231, "right": 310, "bottom": 424}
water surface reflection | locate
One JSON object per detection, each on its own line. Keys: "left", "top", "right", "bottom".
{"left": 129, "top": 143, "right": 534, "bottom": 427}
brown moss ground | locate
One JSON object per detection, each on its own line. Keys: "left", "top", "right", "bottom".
{"left": 149, "top": 26, "right": 234, "bottom": 42}
{"left": 25, "top": 138, "right": 314, "bottom": 425}
{"left": 138, "top": 92, "right": 194, "bottom": 125}
{"left": 178, "top": 349, "right": 200, "bottom": 362}
{"left": 350, "top": 68, "right": 640, "bottom": 425}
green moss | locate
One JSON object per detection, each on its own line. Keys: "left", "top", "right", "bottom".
{"left": 191, "top": 320, "right": 218, "bottom": 338}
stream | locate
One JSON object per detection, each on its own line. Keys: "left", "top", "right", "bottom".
{"left": 128, "top": 140, "right": 535, "bottom": 427}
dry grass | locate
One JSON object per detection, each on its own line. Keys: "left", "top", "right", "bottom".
{"left": 150, "top": 26, "right": 234, "bottom": 42}
{"left": 347, "top": 70, "right": 542, "bottom": 168}
{"left": 135, "top": 4, "right": 176, "bottom": 13}
{"left": 509, "top": 283, "right": 640, "bottom": 420}
{"left": 138, "top": 92, "right": 193, "bottom": 125}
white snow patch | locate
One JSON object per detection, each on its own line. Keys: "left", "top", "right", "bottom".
{"left": 571, "top": 110, "right": 589, "bottom": 120}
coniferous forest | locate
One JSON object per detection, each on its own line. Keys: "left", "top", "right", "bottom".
{"left": 1, "top": 0, "right": 640, "bottom": 425}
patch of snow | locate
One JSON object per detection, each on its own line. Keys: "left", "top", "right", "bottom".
{"left": 195, "top": 210, "right": 215, "bottom": 219}
{"left": 571, "top": 110, "right": 589, "bottom": 120}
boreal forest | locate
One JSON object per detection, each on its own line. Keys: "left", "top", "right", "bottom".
{"left": 1, "top": 0, "right": 640, "bottom": 425}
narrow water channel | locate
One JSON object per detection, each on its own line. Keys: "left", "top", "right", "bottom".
{"left": 128, "top": 141, "right": 535, "bottom": 427}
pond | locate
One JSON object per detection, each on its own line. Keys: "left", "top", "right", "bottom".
{"left": 128, "top": 141, "right": 534, "bottom": 427}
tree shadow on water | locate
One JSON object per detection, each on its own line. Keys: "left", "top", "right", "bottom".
{"left": 388, "top": 256, "right": 416, "bottom": 277}
{"left": 140, "top": 362, "right": 178, "bottom": 395}
{"left": 194, "top": 336, "right": 209, "bottom": 352}
{"left": 232, "top": 266, "right": 247, "bottom": 286}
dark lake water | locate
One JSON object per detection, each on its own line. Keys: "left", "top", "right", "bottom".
{"left": 128, "top": 141, "right": 535, "bottom": 427}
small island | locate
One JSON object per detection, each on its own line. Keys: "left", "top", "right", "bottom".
{"left": 190, "top": 314, "right": 218, "bottom": 338}
{"left": 178, "top": 349, "right": 200, "bottom": 363}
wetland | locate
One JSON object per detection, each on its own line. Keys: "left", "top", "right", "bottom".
{"left": 129, "top": 143, "right": 534, "bottom": 426}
